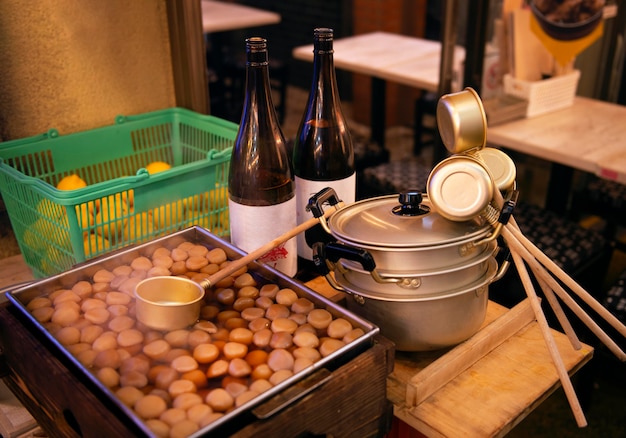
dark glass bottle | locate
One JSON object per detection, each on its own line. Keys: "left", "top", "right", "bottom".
{"left": 293, "top": 28, "right": 355, "bottom": 262}
{"left": 228, "top": 37, "right": 297, "bottom": 276}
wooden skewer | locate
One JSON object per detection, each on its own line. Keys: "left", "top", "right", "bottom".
{"left": 200, "top": 204, "right": 341, "bottom": 289}
{"left": 504, "top": 216, "right": 581, "bottom": 350}
{"left": 488, "top": 190, "right": 581, "bottom": 349}
{"left": 501, "top": 225, "right": 626, "bottom": 361}
{"left": 507, "top": 223, "right": 626, "bottom": 339}
{"left": 489, "top": 186, "right": 624, "bottom": 356}
{"left": 509, "top": 249, "right": 588, "bottom": 427}
{"left": 531, "top": 264, "right": 582, "bottom": 350}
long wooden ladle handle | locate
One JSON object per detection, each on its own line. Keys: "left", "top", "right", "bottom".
{"left": 507, "top": 223, "right": 626, "bottom": 339}
{"left": 502, "top": 225, "right": 626, "bottom": 361}
{"left": 200, "top": 204, "right": 341, "bottom": 289}
{"left": 509, "top": 249, "right": 588, "bottom": 427}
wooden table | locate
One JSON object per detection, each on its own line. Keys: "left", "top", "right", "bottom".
{"left": 292, "top": 31, "right": 465, "bottom": 150}
{"left": 487, "top": 96, "right": 626, "bottom": 213}
{"left": 0, "top": 253, "right": 593, "bottom": 437}
{"left": 201, "top": 0, "right": 280, "bottom": 33}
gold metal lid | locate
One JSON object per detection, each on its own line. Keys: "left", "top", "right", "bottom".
{"left": 475, "top": 147, "right": 516, "bottom": 192}
{"left": 436, "top": 87, "right": 487, "bottom": 154}
{"left": 427, "top": 155, "right": 494, "bottom": 222}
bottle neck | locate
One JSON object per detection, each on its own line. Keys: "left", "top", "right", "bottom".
{"left": 241, "top": 62, "right": 280, "bottom": 127}
{"left": 229, "top": 46, "right": 293, "bottom": 206}
{"left": 311, "top": 48, "right": 340, "bottom": 101}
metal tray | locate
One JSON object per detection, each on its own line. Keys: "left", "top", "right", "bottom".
{"left": 6, "top": 227, "right": 379, "bottom": 437}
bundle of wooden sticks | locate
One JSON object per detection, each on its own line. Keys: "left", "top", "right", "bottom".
{"left": 482, "top": 175, "right": 626, "bottom": 428}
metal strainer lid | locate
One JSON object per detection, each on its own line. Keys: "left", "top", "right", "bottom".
{"left": 327, "top": 193, "right": 490, "bottom": 248}
{"left": 427, "top": 155, "right": 494, "bottom": 222}
{"left": 475, "top": 147, "right": 516, "bottom": 192}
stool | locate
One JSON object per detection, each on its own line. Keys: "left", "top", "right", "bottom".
{"left": 359, "top": 160, "right": 432, "bottom": 199}
{"left": 490, "top": 201, "right": 612, "bottom": 308}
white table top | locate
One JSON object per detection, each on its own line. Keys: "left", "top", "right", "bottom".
{"left": 487, "top": 96, "right": 626, "bottom": 185}
{"left": 201, "top": 0, "right": 281, "bottom": 33}
{"left": 292, "top": 31, "right": 465, "bottom": 92}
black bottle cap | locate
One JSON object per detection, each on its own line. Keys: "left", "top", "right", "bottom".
{"left": 313, "top": 28, "right": 333, "bottom": 54}
{"left": 246, "top": 37, "right": 269, "bottom": 65}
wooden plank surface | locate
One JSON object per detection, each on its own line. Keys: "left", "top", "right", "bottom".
{"left": 307, "top": 275, "right": 593, "bottom": 437}
{"left": 487, "top": 96, "right": 626, "bottom": 184}
{"left": 0, "top": 255, "right": 33, "bottom": 296}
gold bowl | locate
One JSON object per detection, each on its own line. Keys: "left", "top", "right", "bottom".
{"left": 134, "top": 276, "right": 205, "bottom": 331}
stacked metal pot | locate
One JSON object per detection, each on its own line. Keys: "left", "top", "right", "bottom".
{"left": 310, "top": 88, "right": 515, "bottom": 351}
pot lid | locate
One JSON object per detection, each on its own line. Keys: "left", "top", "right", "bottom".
{"left": 475, "top": 147, "right": 516, "bottom": 192}
{"left": 427, "top": 155, "right": 495, "bottom": 222}
{"left": 328, "top": 193, "right": 491, "bottom": 248}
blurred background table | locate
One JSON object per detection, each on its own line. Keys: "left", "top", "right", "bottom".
{"left": 201, "top": 0, "right": 280, "bottom": 33}
{"left": 293, "top": 31, "right": 465, "bottom": 150}
{"left": 487, "top": 96, "right": 626, "bottom": 213}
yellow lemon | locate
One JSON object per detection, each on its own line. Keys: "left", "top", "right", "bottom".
{"left": 75, "top": 203, "right": 94, "bottom": 230}
{"left": 184, "top": 207, "right": 207, "bottom": 229}
{"left": 152, "top": 200, "right": 185, "bottom": 231}
{"left": 123, "top": 211, "right": 154, "bottom": 242}
{"left": 209, "top": 186, "right": 229, "bottom": 209}
{"left": 94, "top": 195, "right": 128, "bottom": 243}
{"left": 145, "top": 161, "right": 172, "bottom": 175}
{"left": 185, "top": 207, "right": 229, "bottom": 233}
{"left": 83, "top": 233, "right": 110, "bottom": 258}
{"left": 45, "top": 246, "right": 69, "bottom": 268}
{"left": 184, "top": 192, "right": 209, "bottom": 212}
{"left": 56, "top": 174, "right": 87, "bottom": 191}
{"left": 209, "top": 186, "right": 229, "bottom": 231}
{"left": 124, "top": 189, "right": 135, "bottom": 209}
{"left": 22, "top": 226, "right": 43, "bottom": 251}
{"left": 27, "top": 217, "right": 70, "bottom": 250}
{"left": 35, "top": 199, "right": 65, "bottom": 220}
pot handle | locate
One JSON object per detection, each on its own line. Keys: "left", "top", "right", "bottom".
{"left": 492, "top": 240, "right": 512, "bottom": 283}
{"left": 311, "top": 242, "right": 346, "bottom": 292}
{"left": 306, "top": 188, "right": 343, "bottom": 234}
{"left": 314, "top": 241, "right": 404, "bottom": 286}
{"left": 320, "top": 241, "right": 377, "bottom": 272}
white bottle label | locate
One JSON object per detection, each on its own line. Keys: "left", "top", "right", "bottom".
{"left": 295, "top": 174, "right": 356, "bottom": 260}
{"left": 228, "top": 197, "right": 298, "bottom": 277}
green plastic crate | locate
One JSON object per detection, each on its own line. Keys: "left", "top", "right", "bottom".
{"left": 0, "top": 107, "right": 238, "bottom": 278}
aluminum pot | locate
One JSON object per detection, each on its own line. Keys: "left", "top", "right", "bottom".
{"left": 335, "top": 240, "right": 496, "bottom": 297}
{"left": 308, "top": 189, "right": 508, "bottom": 351}
{"left": 308, "top": 190, "right": 498, "bottom": 276}
{"left": 333, "top": 257, "right": 500, "bottom": 351}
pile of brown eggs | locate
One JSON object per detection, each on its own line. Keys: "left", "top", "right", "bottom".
{"left": 25, "top": 240, "right": 364, "bottom": 438}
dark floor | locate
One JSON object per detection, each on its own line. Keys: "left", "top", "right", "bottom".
{"left": 1, "top": 85, "right": 625, "bottom": 436}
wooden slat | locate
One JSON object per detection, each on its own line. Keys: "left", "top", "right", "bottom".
{"left": 406, "top": 298, "right": 536, "bottom": 407}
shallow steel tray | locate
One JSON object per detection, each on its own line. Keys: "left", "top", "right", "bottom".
{"left": 6, "top": 227, "right": 379, "bottom": 437}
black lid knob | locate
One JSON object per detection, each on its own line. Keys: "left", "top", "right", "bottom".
{"left": 398, "top": 190, "right": 422, "bottom": 206}
{"left": 393, "top": 190, "right": 429, "bottom": 216}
